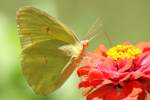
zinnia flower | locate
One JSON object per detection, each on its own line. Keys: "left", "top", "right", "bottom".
{"left": 77, "top": 42, "right": 150, "bottom": 100}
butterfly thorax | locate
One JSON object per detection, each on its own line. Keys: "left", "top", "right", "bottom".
{"left": 75, "top": 40, "right": 89, "bottom": 64}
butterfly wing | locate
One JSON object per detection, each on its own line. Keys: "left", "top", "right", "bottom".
{"left": 17, "top": 6, "right": 83, "bottom": 95}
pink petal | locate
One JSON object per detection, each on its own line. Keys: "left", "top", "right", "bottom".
{"left": 87, "top": 85, "right": 116, "bottom": 100}
{"left": 119, "top": 72, "right": 131, "bottom": 86}
{"left": 135, "top": 52, "right": 149, "bottom": 66}
{"left": 83, "top": 52, "right": 96, "bottom": 66}
{"left": 79, "top": 80, "right": 90, "bottom": 88}
{"left": 120, "top": 96, "right": 138, "bottom": 100}
{"left": 83, "top": 52, "right": 104, "bottom": 66}
{"left": 139, "top": 55, "right": 150, "bottom": 71}
{"left": 100, "top": 79, "right": 113, "bottom": 86}
{"left": 141, "top": 54, "right": 150, "bottom": 66}
{"left": 88, "top": 69, "right": 104, "bottom": 86}
{"left": 103, "top": 87, "right": 118, "bottom": 100}
{"left": 145, "top": 82, "right": 150, "bottom": 93}
{"left": 118, "top": 59, "right": 133, "bottom": 73}
{"left": 143, "top": 68, "right": 150, "bottom": 75}
{"left": 119, "top": 81, "right": 144, "bottom": 99}
{"left": 143, "top": 47, "right": 150, "bottom": 52}
{"left": 136, "top": 42, "right": 150, "bottom": 51}
{"left": 82, "top": 87, "right": 93, "bottom": 96}
{"left": 130, "top": 71, "right": 143, "bottom": 80}
{"left": 138, "top": 90, "right": 148, "bottom": 100}
{"left": 77, "top": 66, "right": 91, "bottom": 77}
{"left": 99, "top": 58, "right": 117, "bottom": 72}
{"left": 95, "top": 44, "right": 107, "bottom": 57}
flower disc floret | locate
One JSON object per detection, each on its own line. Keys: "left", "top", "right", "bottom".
{"left": 107, "top": 44, "right": 142, "bottom": 60}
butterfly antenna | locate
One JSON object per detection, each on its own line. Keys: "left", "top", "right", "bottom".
{"left": 88, "top": 33, "right": 98, "bottom": 42}
{"left": 83, "top": 18, "right": 113, "bottom": 46}
{"left": 84, "top": 18, "right": 103, "bottom": 40}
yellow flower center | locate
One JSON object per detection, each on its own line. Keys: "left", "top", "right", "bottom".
{"left": 107, "top": 44, "right": 142, "bottom": 60}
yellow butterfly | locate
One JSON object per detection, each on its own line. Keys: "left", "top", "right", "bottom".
{"left": 16, "top": 6, "right": 89, "bottom": 95}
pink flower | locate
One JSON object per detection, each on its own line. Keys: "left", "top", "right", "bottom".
{"left": 77, "top": 42, "right": 150, "bottom": 100}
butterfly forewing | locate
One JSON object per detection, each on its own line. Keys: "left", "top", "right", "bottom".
{"left": 17, "top": 6, "right": 83, "bottom": 95}
{"left": 17, "top": 6, "right": 80, "bottom": 48}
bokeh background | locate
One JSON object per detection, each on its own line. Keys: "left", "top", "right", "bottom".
{"left": 0, "top": 0, "right": 150, "bottom": 100}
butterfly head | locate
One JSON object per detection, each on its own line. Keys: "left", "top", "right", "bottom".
{"left": 81, "top": 40, "right": 89, "bottom": 49}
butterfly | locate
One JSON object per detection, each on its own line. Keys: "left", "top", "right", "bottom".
{"left": 16, "top": 6, "right": 89, "bottom": 95}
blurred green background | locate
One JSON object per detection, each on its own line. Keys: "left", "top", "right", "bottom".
{"left": 0, "top": 0, "right": 150, "bottom": 100}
